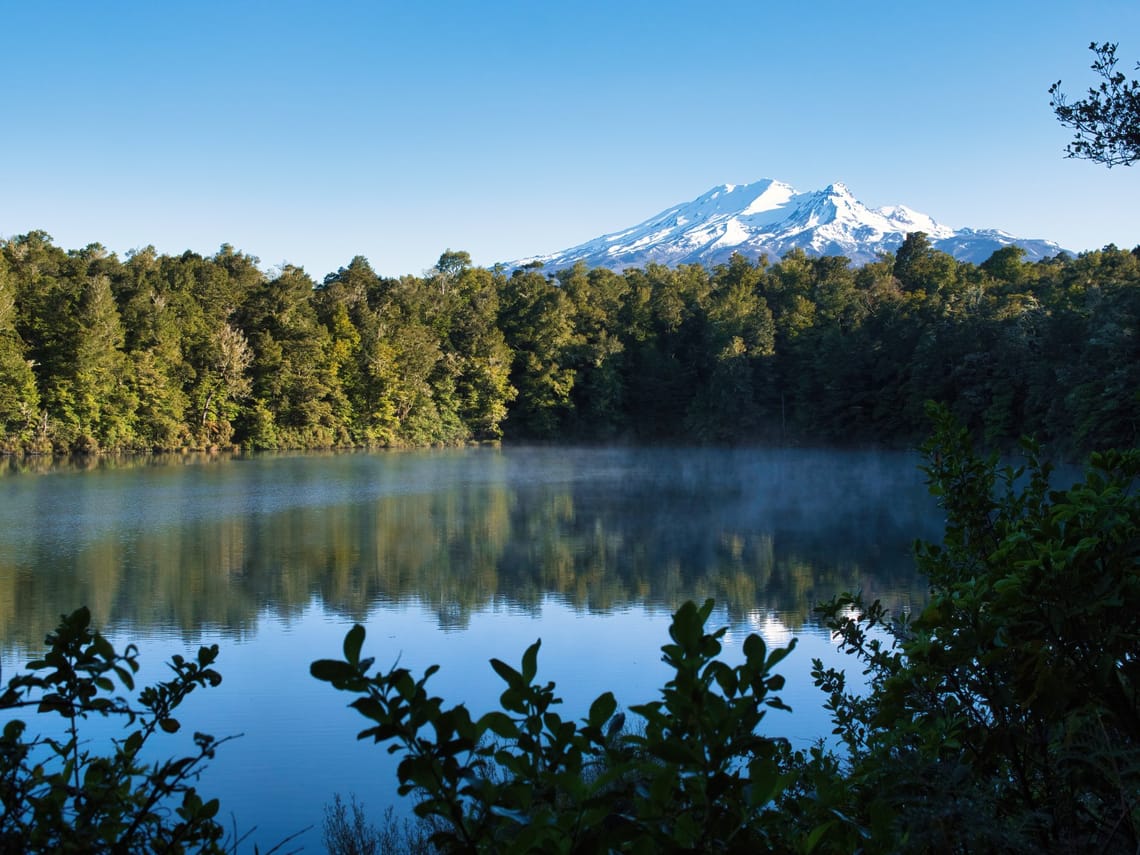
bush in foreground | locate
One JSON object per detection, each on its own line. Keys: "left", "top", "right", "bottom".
{"left": 800, "top": 403, "right": 1140, "bottom": 852}
{"left": 313, "top": 597, "right": 797, "bottom": 853}
{"left": 0, "top": 607, "right": 229, "bottom": 852}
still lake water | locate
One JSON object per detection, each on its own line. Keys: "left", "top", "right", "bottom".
{"left": 0, "top": 445, "right": 939, "bottom": 850}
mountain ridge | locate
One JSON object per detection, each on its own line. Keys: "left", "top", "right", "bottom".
{"left": 511, "top": 179, "right": 1067, "bottom": 270}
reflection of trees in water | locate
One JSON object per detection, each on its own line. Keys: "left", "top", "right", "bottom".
{"left": 491, "top": 467, "right": 932, "bottom": 627}
{"left": 0, "top": 451, "right": 250, "bottom": 478}
{"left": 0, "top": 449, "right": 934, "bottom": 652}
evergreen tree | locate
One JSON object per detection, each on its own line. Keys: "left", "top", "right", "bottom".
{"left": 498, "top": 268, "right": 577, "bottom": 438}
{"left": 0, "top": 254, "right": 40, "bottom": 450}
{"left": 69, "top": 274, "right": 134, "bottom": 451}
{"left": 449, "top": 266, "right": 515, "bottom": 439}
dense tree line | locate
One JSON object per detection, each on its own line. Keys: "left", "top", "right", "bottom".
{"left": 1, "top": 230, "right": 1138, "bottom": 456}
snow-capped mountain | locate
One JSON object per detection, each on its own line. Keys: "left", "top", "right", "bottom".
{"left": 512, "top": 179, "right": 1066, "bottom": 270}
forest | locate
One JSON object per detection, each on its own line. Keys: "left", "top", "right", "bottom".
{"left": 1, "top": 230, "right": 1138, "bottom": 458}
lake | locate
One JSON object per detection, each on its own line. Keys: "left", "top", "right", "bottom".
{"left": 0, "top": 445, "right": 938, "bottom": 850}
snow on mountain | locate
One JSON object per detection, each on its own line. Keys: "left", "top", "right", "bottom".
{"left": 511, "top": 179, "right": 1067, "bottom": 271}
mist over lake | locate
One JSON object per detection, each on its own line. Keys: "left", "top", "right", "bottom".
{"left": 0, "top": 445, "right": 938, "bottom": 849}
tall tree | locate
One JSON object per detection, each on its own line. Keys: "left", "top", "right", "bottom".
{"left": 235, "top": 265, "right": 347, "bottom": 448}
{"left": 194, "top": 323, "right": 252, "bottom": 446}
{"left": 892, "top": 232, "right": 959, "bottom": 295}
{"left": 498, "top": 268, "right": 577, "bottom": 438}
{"left": 0, "top": 255, "right": 40, "bottom": 450}
{"left": 558, "top": 264, "right": 628, "bottom": 437}
{"left": 3, "top": 233, "right": 72, "bottom": 419}
{"left": 120, "top": 247, "right": 191, "bottom": 450}
{"left": 314, "top": 257, "right": 394, "bottom": 444}
{"left": 68, "top": 274, "right": 135, "bottom": 451}
{"left": 684, "top": 254, "right": 775, "bottom": 440}
{"left": 434, "top": 248, "right": 472, "bottom": 282}
{"left": 448, "top": 266, "right": 515, "bottom": 439}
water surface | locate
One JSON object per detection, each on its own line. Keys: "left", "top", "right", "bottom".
{"left": 0, "top": 446, "right": 937, "bottom": 849}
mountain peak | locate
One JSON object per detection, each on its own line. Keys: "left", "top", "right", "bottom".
{"left": 512, "top": 179, "right": 1067, "bottom": 270}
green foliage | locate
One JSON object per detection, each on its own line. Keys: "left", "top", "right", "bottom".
{"left": 312, "top": 599, "right": 798, "bottom": 853}
{"left": 893, "top": 232, "right": 959, "bottom": 294}
{"left": 0, "top": 254, "right": 40, "bottom": 450}
{"left": 1050, "top": 42, "right": 1140, "bottom": 167}
{"left": 497, "top": 268, "right": 577, "bottom": 438}
{"left": 1, "top": 231, "right": 1138, "bottom": 453}
{"left": 435, "top": 250, "right": 472, "bottom": 279}
{"left": 806, "top": 402, "right": 1140, "bottom": 852}
{"left": 235, "top": 265, "right": 346, "bottom": 449}
{"left": 0, "top": 607, "right": 230, "bottom": 853}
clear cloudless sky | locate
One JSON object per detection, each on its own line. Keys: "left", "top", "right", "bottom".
{"left": 2, "top": 0, "right": 1138, "bottom": 279}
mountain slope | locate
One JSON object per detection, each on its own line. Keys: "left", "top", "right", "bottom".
{"left": 512, "top": 179, "right": 1067, "bottom": 270}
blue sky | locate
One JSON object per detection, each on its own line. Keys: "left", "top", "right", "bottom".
{"left": 3, "top": 1, "right": 1138, "bottom": 279}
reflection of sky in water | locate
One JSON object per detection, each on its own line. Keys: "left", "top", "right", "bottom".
{"left": 0, "top": 446, "right": 932, "bottom": 850}
{"left": 0, "top": 597, "right": 866, "bottom": 851}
